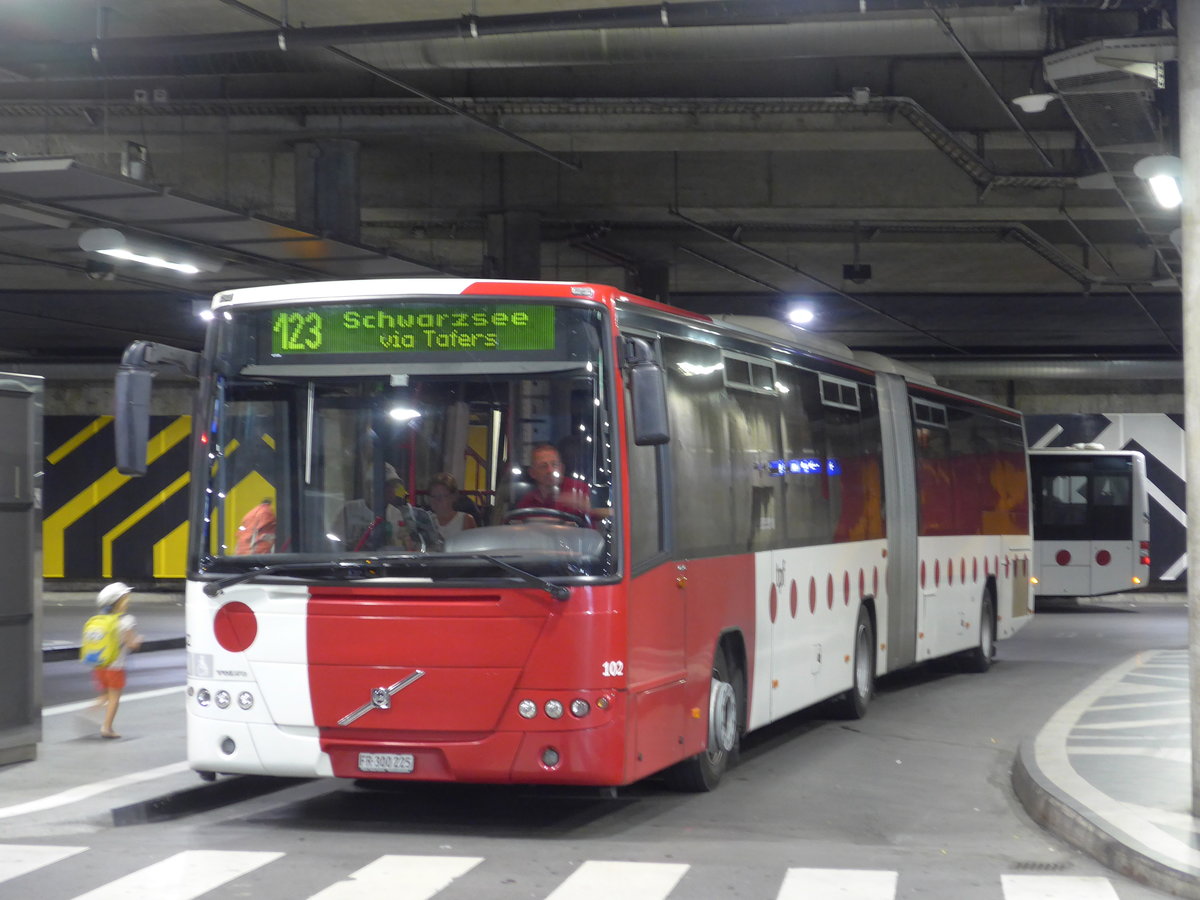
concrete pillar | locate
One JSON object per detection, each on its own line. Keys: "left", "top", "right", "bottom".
{"left": 294, "top": 139, "right": 360, "bottom": 243}
{"left": 1180, "top": 0, "right": 1200, "bottom": 816}
{"left": 632, "top": 262, "right": 670, "bottom": 303}
{"left": 484, "top": 211, "right": 540, "bottom": 279}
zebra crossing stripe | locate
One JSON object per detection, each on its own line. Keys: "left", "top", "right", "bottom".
{"left": 1001, "top": 874, "right": 1121, "bottom": 899}
{"left": 777, "top": 867, "right": 898, "bottom": 899}
{"left": 69, "top": 849, "right": 283, "bottom": 900}
{"left": 306, "top": 855, "right": 483, "bottom": 899}
{"left": 0, "top": 844, "right": 86, "bottom": 885}
{"left": 544, "top": 860, "right": 689, "bottom": 900}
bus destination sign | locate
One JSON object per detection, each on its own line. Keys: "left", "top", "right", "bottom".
{"left": 270, "top": 304, "right": 556, "bottom": 355}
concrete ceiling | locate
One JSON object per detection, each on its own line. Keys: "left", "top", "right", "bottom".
{"left": 0, "top": 0, "right": 1181, "bottom": 364}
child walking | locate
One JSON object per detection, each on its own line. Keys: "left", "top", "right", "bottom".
{"left": 89, "top": 582, "right": 143, "bottom": 739}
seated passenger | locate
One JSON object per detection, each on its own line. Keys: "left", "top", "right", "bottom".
{"left": 333, "top": 463, "right": 443, "bottom": 551}
{"left": 427, "top": 472, "right": 478, "bottom": 538}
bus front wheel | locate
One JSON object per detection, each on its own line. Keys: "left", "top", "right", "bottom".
{"left": 664, "top": 647, "right": 740, "bottom": 792}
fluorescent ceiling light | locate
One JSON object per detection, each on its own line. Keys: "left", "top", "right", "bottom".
{"left": 78, "top": 227, "right": 222, "bottom": 275}
{"left": 1012, "top": 92, "right": 1057, "bottom": 114}
{"left": 1133, "top": 155, "right": 1183, "bottom": 209}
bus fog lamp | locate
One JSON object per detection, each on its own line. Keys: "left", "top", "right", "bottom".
{"left": 541, "top": 747, "right": 560, "bottom": 767}
{"left": 570, "top": 699, "right": 590, "bottom": 718}
{"left": 237, "top": 691, "right": 254, "bottom": 710}
{"left": 544, "top": 700, "right": 564, "bottom": 719}
{"left": 220, "top": 737, "right": 236, "bottom": 756}
{"left": 197, "top": 688, "right": 212, "bottom": 707}
{"left": 215, "top": 690, "right": 231, "bottom": 709}
{"left": 518, "top": 699, "right": 537, "bottom": 719}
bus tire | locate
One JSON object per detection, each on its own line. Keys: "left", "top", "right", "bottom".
{"left": 664, "top": 646, "right": 740, "bottom": 792}
{"left": 833, "top": 604, "right": 875, "bottom": 720}
{"left": 962, "top": 589, "right": 995, "bottom": 673}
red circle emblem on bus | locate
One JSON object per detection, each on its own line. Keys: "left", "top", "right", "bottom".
{"left": 1056, "top": 549, "right": 1071, "bottom": 566}
{"left": 827, "top": 574, "right": 834, "bottom": 609}
{"left": 213, "top": 601, "right": 257, "bottom": 653}
{"left": 947, "top": 559, "right": 953, "bottom": 586}
{"left": 790, "top": 580, "right": 798, "bottom": 618}
{"left": 1096, "top": 549, "right": 1112, "bottom": 566}
{"left": 973, "top": 558, "right": 978, "bottom": 582}
{"left": 859, "top": 569, "right": 865, "bottom": 600}
{"left": 843, "top": 571, "right": 851, "bottom": 605}
{"left": 934, "top": 559, "right": 940, "bottom": 587}
{"left": 809, "top": 577, "right": 817, "bottom": 614}
{"left": 769, "top": 583, "right": 778, "bottom": 624}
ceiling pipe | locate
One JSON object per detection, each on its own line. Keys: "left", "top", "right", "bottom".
{"left": 918, "top": 358, "right": 1181, "bottom": 379}
{"left": 0, "top": 1, "right": 1170, "bottom": 66}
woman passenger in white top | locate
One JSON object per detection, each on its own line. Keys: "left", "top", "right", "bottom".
{"left": 427, "top": 472, "right": 477, "bottom": 537}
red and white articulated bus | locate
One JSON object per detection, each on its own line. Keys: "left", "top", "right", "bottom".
{"left": 1028, "top": 447, "right": 1151, "bottom": 598}
{"left": 115, "top": 279, "right": 1033, "bottom": 790}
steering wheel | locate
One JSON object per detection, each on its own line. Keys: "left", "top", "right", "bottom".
{"left": 503, "top": 506, "right": 589, "bottom": 528}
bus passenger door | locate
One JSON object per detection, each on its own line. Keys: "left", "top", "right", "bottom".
{"left": 877, "top": 373, "right": 919, "bottom": 670}
{"left": 625, "top": 412, "right": 687, "bottom": 778}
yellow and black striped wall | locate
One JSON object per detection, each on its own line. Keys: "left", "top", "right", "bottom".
{"left": 44, "top": 414, "right": 193, "bottom": 582}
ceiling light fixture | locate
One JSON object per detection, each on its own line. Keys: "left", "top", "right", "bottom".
{"left": 78, "top": 228, "right": 222, "bottom": 275}
{"left": 1011, "top": 92, "right": 1058, "bottom": 114}
{"left": 1132, "top": 155, "right": 1183, "bottom": 209}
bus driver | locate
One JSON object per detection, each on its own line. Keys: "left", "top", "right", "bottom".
{"left": 514, "top": 443, "right": 592, "bottom": 521}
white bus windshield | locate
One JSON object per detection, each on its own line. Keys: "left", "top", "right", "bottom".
{"left": 196, "top": 302, "right": 616, "bottom": 581}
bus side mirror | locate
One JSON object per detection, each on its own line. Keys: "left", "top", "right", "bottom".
{"left": 114, "top": 367, "right": 152, "bottom": 476}
{"left": 624, "top": 337, "right": 670, "bottom": 446}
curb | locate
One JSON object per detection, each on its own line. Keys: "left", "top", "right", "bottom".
{"left": 42, "top": 637, "right": 186, "bottom": 662}
{"left": 1012, "top": 737, "right": 1200, "bottom": 899}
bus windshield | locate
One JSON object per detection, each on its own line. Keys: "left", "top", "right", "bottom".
{"left": 195, "top": 301, "right": 616, "bottom": 582}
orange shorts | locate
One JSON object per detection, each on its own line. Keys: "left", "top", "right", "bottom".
{"left": 92, "top": 667, "right": 126, "bottom": 691}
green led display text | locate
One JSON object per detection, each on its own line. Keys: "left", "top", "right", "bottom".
{"left": 270, "top": 304, "right": 556, "bottom": 354}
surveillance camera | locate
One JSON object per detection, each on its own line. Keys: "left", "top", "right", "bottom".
{"left": 85, "top": 259, "right": 116, "bottom": 281}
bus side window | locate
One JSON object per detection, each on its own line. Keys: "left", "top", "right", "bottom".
{"left": 627, "top": 431, "right": 663, "bottom": 569}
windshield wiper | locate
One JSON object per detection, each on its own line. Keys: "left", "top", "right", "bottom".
{"left": 201, "top": 553, "right": 570, "bottom": 600}
{"left": 202, "top": 558, "right": 388, "bottom": 597}
{"left": 466, "top": 554, "right": 571, "bottom": 601}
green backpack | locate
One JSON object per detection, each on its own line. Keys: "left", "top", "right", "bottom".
{"left": 80, "top": 613, "right": 120, "bottom": 667}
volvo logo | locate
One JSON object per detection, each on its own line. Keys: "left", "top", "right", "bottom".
{"left": 338, "top": 670, "right": 426, "bottom": 726}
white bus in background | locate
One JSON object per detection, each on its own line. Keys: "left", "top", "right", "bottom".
{"left": 1029, "top": 446, "right": 1150, "bottom": 598}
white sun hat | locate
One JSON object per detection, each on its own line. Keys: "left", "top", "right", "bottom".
{"left": 96, "top": 581, "right": 133, "bottom": 609}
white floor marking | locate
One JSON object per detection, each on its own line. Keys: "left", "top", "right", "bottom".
{"left": 777, "top": 867, "right": 897, "bottom": 899}
{"left": 306, "top": 854, "right": 483, "bottom": 899}
{"left": 43, "top": 686, "right": 185, "bottom": 717}
{"left": 69, "top": 849, "right": 283, "bottom": 900}
{"left": 544, "top": 860, "right": 689, "bottom": 900}
{"left": 0, "top": 843, "right": 87, "bottom": 884}
{"left": 1033, "top": 650, "right": 1200, "bottom": 868}
{"left": 1001, "top": 873, "right": 1120, "bottom": 899}
{"left": 43, "top": 691, "right": 184, "bottom": 720}
{"left": 0, "top": 761, "right": 190, "bottom": 820}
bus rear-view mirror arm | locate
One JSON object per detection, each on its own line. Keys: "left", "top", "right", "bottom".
{"left": 114, "top": 340, "right": 201, "bottom": 476}
{"left": 624, "top": 336, "right": 670, "bottom": 446}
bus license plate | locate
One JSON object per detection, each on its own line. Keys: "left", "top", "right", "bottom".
{"left": 358, "top": 752, "right": 414, "bottom": 774}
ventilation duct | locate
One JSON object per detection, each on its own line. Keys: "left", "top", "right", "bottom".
{"left": 1044, "top": 37, "right": 1180, "bottom": 285}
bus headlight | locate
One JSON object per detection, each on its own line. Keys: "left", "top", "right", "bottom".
{"left": 544, "top": 700, "right": 564, "bottom": 719}
{"left": 518, "top": 699, "right": 537, "bottom": 719}
{"left": 237, "top": 691, "right": 254, "bottom": 710}
{"left": 196, "top": 688, "right": 211, "bottom": 707}
{"left": 570, "top": 699, "right": 590, "bottom": 718}
{"left": 215, "top": 690, "right": 231, "bottom": 709}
